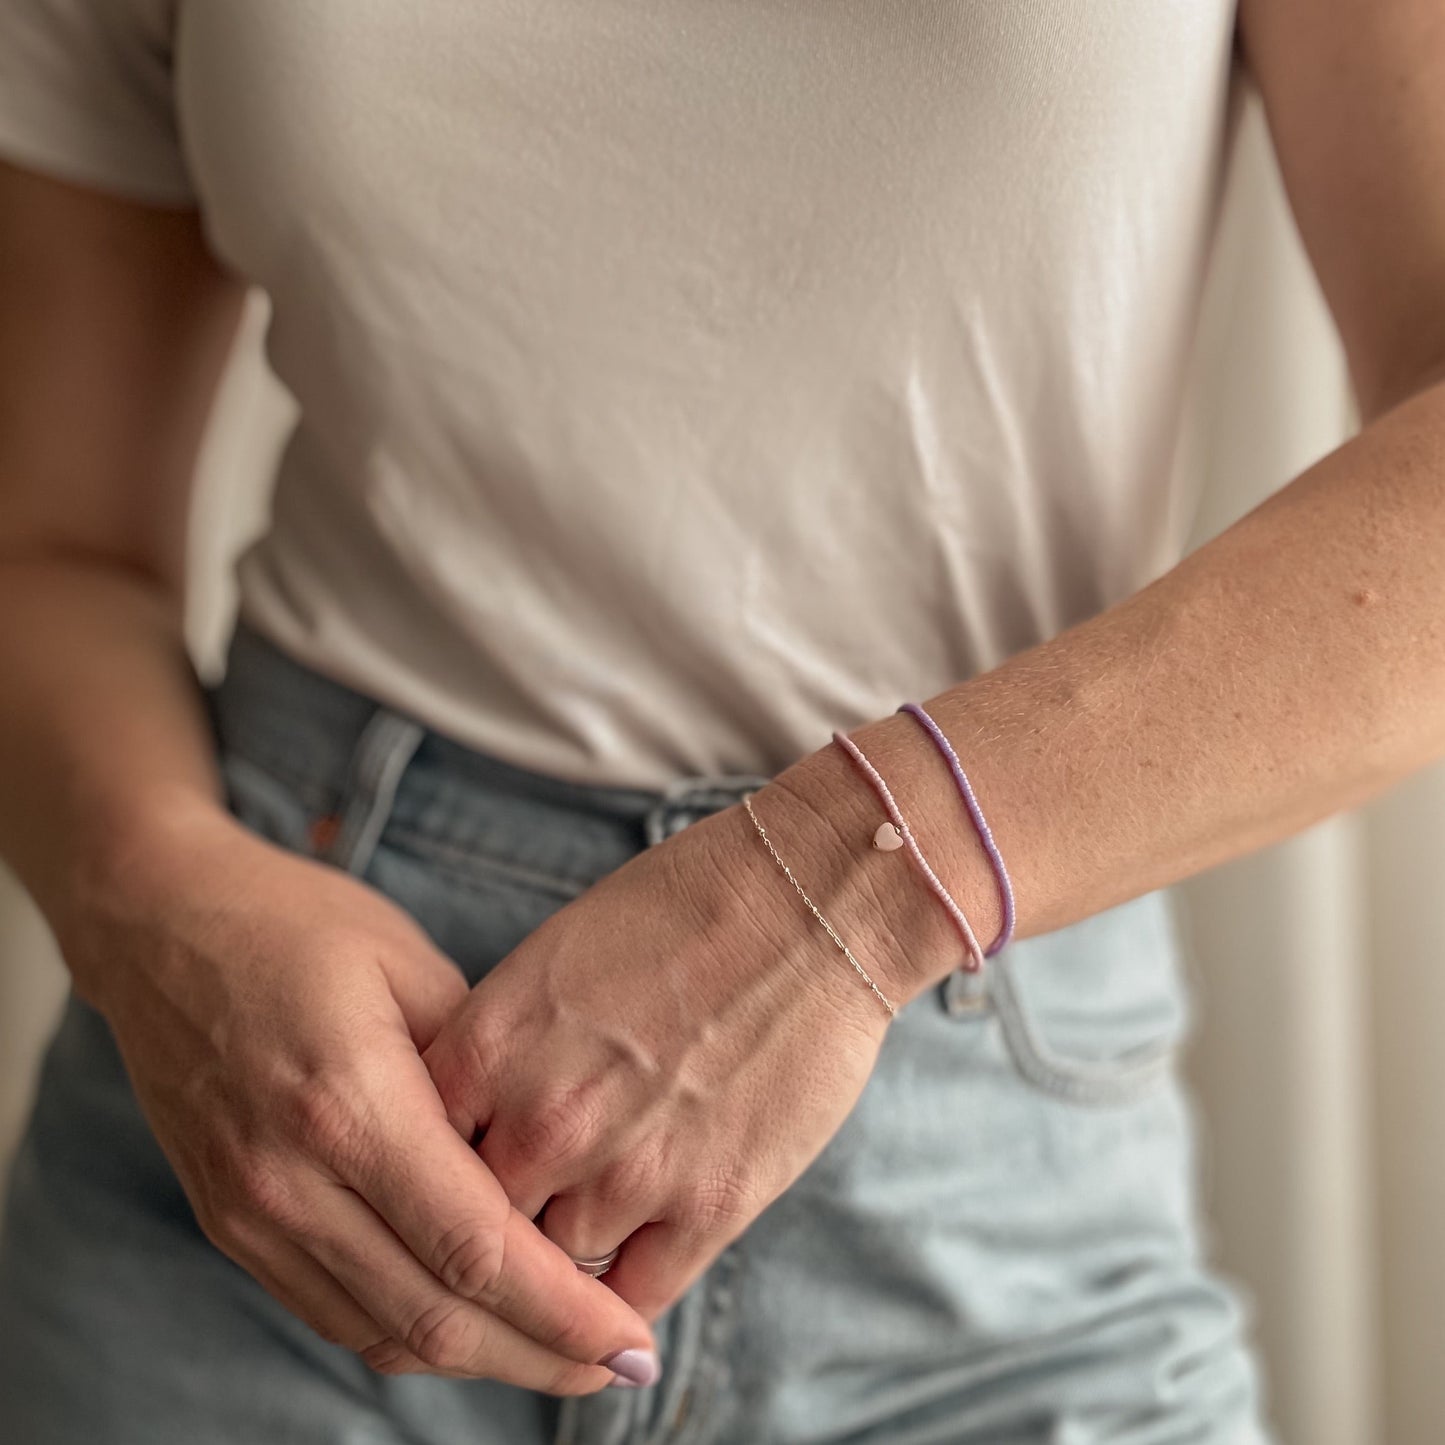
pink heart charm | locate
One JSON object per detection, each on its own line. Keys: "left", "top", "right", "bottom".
{"left": 872, "top": 821, "right": 904, "bottom": 851}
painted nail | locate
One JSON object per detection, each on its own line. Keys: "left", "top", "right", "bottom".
{"left": 601, "top": 1347, "right": 661, "bottom": 1387}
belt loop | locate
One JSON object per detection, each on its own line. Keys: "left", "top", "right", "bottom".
{"left": 320, "top": 708, "right": 427, "bottom": 877}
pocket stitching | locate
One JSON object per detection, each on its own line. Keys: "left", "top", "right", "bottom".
{"left": 987, "top": 953, "right": 1178, "bottom": 1107}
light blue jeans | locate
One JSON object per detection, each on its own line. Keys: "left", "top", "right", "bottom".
{"left": 0, "top": 621, "right": 1273, "bottom": 1443}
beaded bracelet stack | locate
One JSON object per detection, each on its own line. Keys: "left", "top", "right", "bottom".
{"left": 741, "top": 701, "right": 1014, "bottom": 1018}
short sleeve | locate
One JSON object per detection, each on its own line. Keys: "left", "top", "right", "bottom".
{"left": 0, "top": 0, "right": 194, "bottom": 206}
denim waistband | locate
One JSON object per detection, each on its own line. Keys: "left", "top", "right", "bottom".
{"left": 206, "top": 620, "right": 779, "bottom": 866}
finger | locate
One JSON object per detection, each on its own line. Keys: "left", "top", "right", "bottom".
{"left": 470, "top": 1095, "right": 613, "bottom": 1223}
{"left": 538, "top": 1192, "right": 653, "bottom": 1275}
{"left": 228, "top": 1232, "right": 442, "bottom": 1376}
{"left": 381, "top": 948, "right": 470, "bottom": 1053}
{"left": 598, "top": 1218, "right": 734, "bottom": 1325}
{"left": 478, "top": 1131, "right": 563, "bottom": 1224}
{"left": 297, "top": 1173, "right": 643, "bottom": 1393}
{"left": 423, "top": 1002, "right": 499, "bottom": 1139}
{"left": 340, "top": 1075, "right": 654, "bottom": 1367}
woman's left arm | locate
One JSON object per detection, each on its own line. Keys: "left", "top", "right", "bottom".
{"left": 764, "top": 0, "right": 1445, "bottom": 983}
{"left": 424, "top": 0, "right": 1445, "bottom": 1328}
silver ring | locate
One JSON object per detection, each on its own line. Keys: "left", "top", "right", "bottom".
{"left": 569, "top": 1247, "right": 621, "bottom": 1278}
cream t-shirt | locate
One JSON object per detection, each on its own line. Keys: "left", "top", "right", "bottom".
{"left": 0, "top": 1, "right": 1246, "bottom": 789}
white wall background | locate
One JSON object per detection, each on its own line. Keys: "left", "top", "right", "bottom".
{"left": 3, "top": 84, "right": 1443, "bottom": 1443}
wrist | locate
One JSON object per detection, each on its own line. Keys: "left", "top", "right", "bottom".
{"left": 753, "top": 714, "right": 1001, "bottom": 1009}
{"left": 50, "top": 786, "right": 243, "bottom": 1008}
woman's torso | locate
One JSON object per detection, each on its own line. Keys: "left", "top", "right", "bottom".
{"left": 173, "top": 1, "right": 1246, "bottom": 787}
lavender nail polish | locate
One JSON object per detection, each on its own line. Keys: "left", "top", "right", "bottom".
{"left": 601, "top": 1347, "right": 661, "bottom": 1388}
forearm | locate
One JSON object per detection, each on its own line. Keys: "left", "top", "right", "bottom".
{"left": 0, "top": 556, "right": 226, "bottom": 979}
{"left": 765, "top": 374, "right": 1445, "bottom": 1006}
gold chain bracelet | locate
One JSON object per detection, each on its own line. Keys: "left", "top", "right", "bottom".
{"left": 740, "top": 791, "right": 897, "bottom": 1018}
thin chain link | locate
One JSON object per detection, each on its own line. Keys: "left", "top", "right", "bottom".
{"left": 740, "top": 792, "right": 896, "bottom": 1019}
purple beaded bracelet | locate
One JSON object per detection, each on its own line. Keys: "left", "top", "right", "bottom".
{"left": 897, "top": 702, "right": 1016, "bottom": 957}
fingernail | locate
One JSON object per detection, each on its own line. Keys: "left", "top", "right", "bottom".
{"left": 601, "top": 1347, "right": 661, "bottom": 1387}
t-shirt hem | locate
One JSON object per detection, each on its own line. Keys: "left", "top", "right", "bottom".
{"left": 0, "top": 111, "right": 196, "bottom": 209}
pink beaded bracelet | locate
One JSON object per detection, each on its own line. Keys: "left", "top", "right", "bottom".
{"left": 830, "top": 729, "right": 987, "bottom": 974}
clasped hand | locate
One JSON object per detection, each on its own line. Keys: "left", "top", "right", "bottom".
{"left": 424, "top": 790, "right": 891, "bottom": 1327}
{"left": 78, "top": 782, "right": 891, "bottom": 1397}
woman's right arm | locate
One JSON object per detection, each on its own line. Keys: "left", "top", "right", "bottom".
{"left": 0, "top": 159, "right": 656, "bottom": 1392}
{"left": 0, "top": 160, "right": 245, "bottom": 929}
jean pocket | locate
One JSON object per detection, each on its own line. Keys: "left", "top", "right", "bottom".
{"left": 955, "top": 890, "right": 1191, "bottom": 1107}
{"left": 217, "top": 750, "right": 319, "bottom": 857}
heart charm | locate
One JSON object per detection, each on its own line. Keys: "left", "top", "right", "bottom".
{"left": 872, "top": 821, "right": 904, "bottom": 851}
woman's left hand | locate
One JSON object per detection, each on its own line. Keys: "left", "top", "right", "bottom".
{"left": 422, "top": 773, "right": 926, "bottom": 1323}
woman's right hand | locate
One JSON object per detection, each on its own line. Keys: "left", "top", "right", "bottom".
{"left": 57, "top": 794, "right": 657, "bottom": 1392}
{"left": 0, "top": 159, "right": 643, "bottom": 1394}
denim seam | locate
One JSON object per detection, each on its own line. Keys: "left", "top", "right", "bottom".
{"left": 663, "top": 1242, "right": 745, "bottom": 1445}
{"left": 551, "top": 1394, "right": 581, "bottom": 1445}
{"left": 632, "top": 1283, "right": 705, "bottom": 1445}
